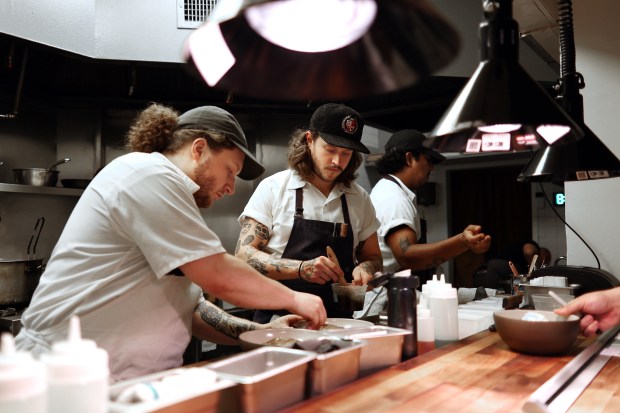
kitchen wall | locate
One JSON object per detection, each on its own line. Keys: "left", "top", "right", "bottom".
{"left": 564, "top": 0, "right": 620, "bottom": 279}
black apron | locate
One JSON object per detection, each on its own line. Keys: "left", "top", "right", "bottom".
{"left": 384, "top": 175, "right": 433, "bottom": 284}
{"left": 253, "top": 187, "right": 356, "bottom": 322}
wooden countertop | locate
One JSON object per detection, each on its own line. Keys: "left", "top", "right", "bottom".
{"left": 277, "top": 330, "right": 619, "bottom": 413}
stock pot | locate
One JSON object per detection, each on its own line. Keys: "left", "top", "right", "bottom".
{"left": 0, "top": 259, "right": 43, "bottom": 306}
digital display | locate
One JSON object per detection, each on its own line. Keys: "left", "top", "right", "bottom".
{"left": 553, "top": 192, "right": 566, "bottom": 207}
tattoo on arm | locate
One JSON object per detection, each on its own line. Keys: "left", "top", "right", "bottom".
{"left": 247, "top": 258, "right": 269, "bottom": 275}
{"left": 359, "top": 255, "right": 383, "bottom": 275}
{"left": 254, "top": 223, "right": 270, "bottom": 241}
{"left": 195, "top": 300, "right": 256, "bottom": 339}
{"left": 399, "top": 237, "right": 412, "bottom": 254}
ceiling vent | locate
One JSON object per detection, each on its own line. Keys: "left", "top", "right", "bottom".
{"left": 177, "top": 0, "right": 218, "bottom": 29}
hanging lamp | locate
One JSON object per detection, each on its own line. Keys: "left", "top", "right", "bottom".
{"left": 517, "top": 0, "right": 620, "bottom": 182}
{"left": 428, "top": 0, "right": 583, "bottom": 154}
{"left": 183, "top": 0, "right": 460, "bottom": 100}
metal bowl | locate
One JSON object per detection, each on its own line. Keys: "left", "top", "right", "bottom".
{"left": 13, "top": 168, "right": 59, "bottom": 186}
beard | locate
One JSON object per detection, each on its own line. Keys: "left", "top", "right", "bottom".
{"left": 193, "top": 161, "right": 216, "bottom": 208}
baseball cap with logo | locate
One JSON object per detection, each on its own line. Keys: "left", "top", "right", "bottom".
{"left": 177, "top": 106, "right": 265, "bottom": 180}
{"left": 309, "top": 103, "right": 369, "bottom": 154}
{"left": 385, "top": 129, "right": 446, "bottom": 164}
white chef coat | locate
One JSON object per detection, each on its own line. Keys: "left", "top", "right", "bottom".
{"left": 16, "top": 152, "right": 226, "bottom": 381}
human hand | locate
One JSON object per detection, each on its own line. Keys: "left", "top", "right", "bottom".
{"left": 554, "top": 288, "right": 620, "bottom": 336}
{"left": 288, "top": 292, "right": 327, "bottom": 330}
{"left": 351, "top": 265, "right": 374, "bottom": 287}
{"left": 299, "top": 256, "right": 343, "bottom": 284}
{"left": 264, "top": 314, "right": 304, "bottom": 329}
{"left": 463, "top": 225, "right": 491, "bottom": 254}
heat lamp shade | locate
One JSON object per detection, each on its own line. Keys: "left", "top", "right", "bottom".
{"left": 517, "top": 123, "right": 620, "bottom": 182}
{"left": 184, "top": 0, "right": 460, "bottom": 100}
{"left": 428, "top": 58, "right": 584, "bottom": 153}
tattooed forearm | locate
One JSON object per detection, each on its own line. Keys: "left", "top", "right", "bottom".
{"left": 247, "top": 258, "right": 269, "bottom": 275}
{"left": 359, "top": 255, "right": 383, "bottom": 275}
{"left": 196, "top": 301, "right": 256, "bottom": 338}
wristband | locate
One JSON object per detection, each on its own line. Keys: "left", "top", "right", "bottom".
{"left": 298, "top": 261, "right": 304, "bottom": 279}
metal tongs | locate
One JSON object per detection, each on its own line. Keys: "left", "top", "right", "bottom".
{"left": 27, "top": 216, "right": 45, "bottom": 260}
{"left": 367, "top": 271, "right": 394, "bottom": 289}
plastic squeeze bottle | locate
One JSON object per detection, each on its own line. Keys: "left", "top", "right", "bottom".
{"left": 0, "top": 333, "right": 46, "bottom": 413}
{"left": 428, "top": 275, "right": 459, "bottom": 346}
{"left": 41, "top": 316, "right": 109, "bottom": 413}
{"left": 416, "top": 295, "right": 435, "bottom": 355}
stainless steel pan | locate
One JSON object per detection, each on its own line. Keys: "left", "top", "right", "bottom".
{"left": 13, "top": 157, "right": 71, "bottom": 186}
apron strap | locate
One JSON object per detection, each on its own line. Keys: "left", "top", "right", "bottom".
{"left": 294, "top": 188, "right": 304, "bottom": 218}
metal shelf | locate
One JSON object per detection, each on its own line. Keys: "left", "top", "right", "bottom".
{"left": 0, "top": 183, "right": 83, "bottom": 197}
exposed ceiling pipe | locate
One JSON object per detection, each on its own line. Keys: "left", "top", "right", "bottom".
{"left": 1, "top": 44, "right": 28, "bottom": 119}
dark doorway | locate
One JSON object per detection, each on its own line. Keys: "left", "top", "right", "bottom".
{"left": 449, "top": 164, "right": 532, "bottom": 287}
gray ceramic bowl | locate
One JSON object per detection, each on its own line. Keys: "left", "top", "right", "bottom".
{"left": 493, "top": 309, "right": 580, "bottom": 356}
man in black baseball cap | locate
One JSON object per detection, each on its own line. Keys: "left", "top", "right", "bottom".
{"left": 235, "top": 103, "right": 383, "bottom": 322}
{"left": 309, "top": 103, "right": 370, "bottom": 154}
{"left": 369, "top": 128, "right": 490, "bottom": 285}
{"left": 384, "top": 129, "right": 445, "bottom": 164}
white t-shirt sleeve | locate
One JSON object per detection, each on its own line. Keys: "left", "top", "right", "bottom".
{"left": 238, "top": 178, "right": 275, "bottom": 228}
{"left": 109, "top": 168, "right": 225, "bottom": 279}
{"left": 375, "top": 192, "right": 416, "bottom": 239}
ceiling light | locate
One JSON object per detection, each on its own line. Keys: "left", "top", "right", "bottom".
{"left": 184, "top": 0, "right": 460, "bottom": 100}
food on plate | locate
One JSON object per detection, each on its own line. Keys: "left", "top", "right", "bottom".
{"left": 263, "top": 337, "right": 297, "bottom": 347}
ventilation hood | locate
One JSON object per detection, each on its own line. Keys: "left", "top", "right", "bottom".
{"left": 0, "top": 0, "right": 209, "bottom": 63}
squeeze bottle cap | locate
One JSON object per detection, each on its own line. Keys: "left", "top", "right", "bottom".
{"left": 41, "top": 316, "right": 109, "bottom": 383}
{"left": 0, "top": 332, "right": 46, "bottom": 400}
{"left": 417, "top": 295, "right": 431, "bottom": 318}
{"left": 429, "top": 281, "right": 457, "bottom": 299}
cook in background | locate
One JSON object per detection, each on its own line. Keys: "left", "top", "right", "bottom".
{"left": 477, "top": 240, "right": 548, "bottom": 292}
{"left": 555, "top": 286, "right": 620, "bottom": 336}
{"left": 15, "top": 103, "right": 326, "bottom": 382}
{"left": 235, "top": 103, "right": 382, "bottom": 322}
{"left": 370, "top": 129, "right": 491, "bottom": 281}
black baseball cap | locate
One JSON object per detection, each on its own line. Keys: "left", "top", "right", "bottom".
{"left": 309, "top": 103, "right": 369, "bottom": 154}
{"left": 177, "top": 106, "right": 265, "bottom": 180}
{"left": 385, "top": 129, "right": 446, "bottom": 164}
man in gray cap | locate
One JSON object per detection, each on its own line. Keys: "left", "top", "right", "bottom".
{"left": 370, "top": 129, "right": 491, "bottom": 282}
{"left": 17, "top": 103, "right": 326, "bottom": 381}
{"left": 236, "top": 103, "right": 383, "bottom": 322}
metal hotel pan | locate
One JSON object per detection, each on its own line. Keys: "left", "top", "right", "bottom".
{"left": 328, "top": 326, "right": 412, "bottom": 374}
{"left": 295, "top": 336, "right": 365, "bottom": 397}
{"left": 205, "top": 347, "right": 316, "bottom": 413}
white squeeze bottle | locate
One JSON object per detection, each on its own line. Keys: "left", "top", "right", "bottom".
{"left": 420, "top": 273, "right": 439, "bottom": 308}
{"left": 41, "top": 316, "right": 109, "bottom": 413}
{"left": 416, "top": 295, "right": 435, "bottom": 355}
{"left": 0, "top": 333, "right": 46, "bottom": 413}
{"left": 428, "top": 274, "right": 459, "bottom": 346}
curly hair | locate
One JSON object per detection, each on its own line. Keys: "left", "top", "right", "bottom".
{"left": 376, "top": 149, "right": 422, "bottom": 175}
{"left": 287, "top": 130, "right": 362, "bottom": 187}
{"left": 125, "top": 102, "right": 235, "bottom": 153}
